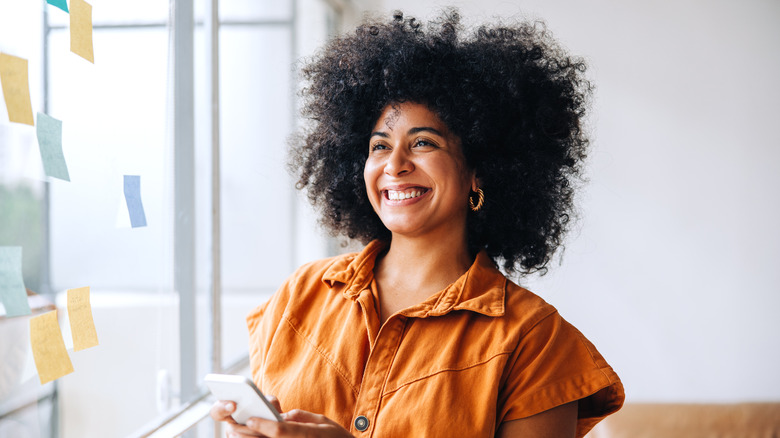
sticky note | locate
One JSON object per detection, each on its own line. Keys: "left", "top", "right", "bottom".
{"left": 0, "top": 53, "right": 35, "bottom": 126}
{"left": 30, "top": 310, "right": 75, "bottom": 384}
{"left": 123, "top": 175, "right": 147, "bottom": 228}
{"left": 0, "top": 246, "right": 31, "bottom": 317}
{"left": 67, "top": 287, "right": 98, "bottom": 351}
{"left": 47, "top": 0, "right": 69, "bottom": 13}
{"left": 70, "top": 0, "right": 94, "bottom": 63}
{"left": 36, "top": 113, "right": 70, "bottom": 181}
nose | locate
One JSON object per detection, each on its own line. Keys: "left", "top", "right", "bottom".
{"left": 384, "top": 147, "right": 414, "bottom": 176}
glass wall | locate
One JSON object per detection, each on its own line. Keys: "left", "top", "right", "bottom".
{"left": 0, "top": 0, "right": 337, "bottom": 436}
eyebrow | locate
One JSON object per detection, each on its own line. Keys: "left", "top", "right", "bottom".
{"left": 370, "top": 126, "right": 444, "bottom": 138}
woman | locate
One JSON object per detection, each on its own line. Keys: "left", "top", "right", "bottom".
{"left": 212, "top": 10, "right": 624, "bottom": 438}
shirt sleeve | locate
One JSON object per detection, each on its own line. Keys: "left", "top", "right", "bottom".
{"left": 498, "top": 311, "right": 624, "bottom": 437}
{"left": 246, "top": 276, "right": 294, "bottom": 389}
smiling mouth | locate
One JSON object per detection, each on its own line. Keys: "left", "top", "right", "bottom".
{"left": 384, "top": 188, "right": 430, "bottom": 201}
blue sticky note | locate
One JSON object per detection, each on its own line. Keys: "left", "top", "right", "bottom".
{"left": 0, "top": 246, "right": 31, "bottom": 317}
{"left": 123, "top": 175, "right": 147, "bottom": 228}
{"left": 36, "top": 113, "right": 70, "bottom": 181}
{"left": 47, "top": 0, "right": 69, "bottom": 13}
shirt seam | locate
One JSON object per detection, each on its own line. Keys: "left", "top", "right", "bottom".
{"left": 368, "top": 317, "right": 409, "bottom": 436}
{"left": 501, "top": 369, "right": 616, "bottom": 424}
{"left": 503, "top": 307, "right": 559, "bottom": 375}
{"left": 578, "top": 331, "right": 613, "bottom": 385}
{"left": 282, "top": 313, "right": 360, "bottom": 397}
{"left": 381, "top": 350, "right": 514, "bottom": 396}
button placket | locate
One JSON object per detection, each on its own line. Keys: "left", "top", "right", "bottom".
{"left": 351, "top": 315, "right": 407, "bottom": 435}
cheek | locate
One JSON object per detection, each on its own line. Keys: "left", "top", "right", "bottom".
{"left": 363, "top": 162, "right": 380, "bottom": 205}
{"left": 363, "top": 163, "right": 373, "bottom": 191}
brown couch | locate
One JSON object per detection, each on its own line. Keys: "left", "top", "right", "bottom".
{"left": 586, "top": 403, "right": 780, "bottom": 438}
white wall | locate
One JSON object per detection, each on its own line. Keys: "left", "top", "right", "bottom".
{"left": 355, "top": 0, "right": 780, "bottom": 402}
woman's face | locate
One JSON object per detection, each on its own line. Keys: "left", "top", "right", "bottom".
{"left": 364, "top": 102, "right": 475, "bottom": 241}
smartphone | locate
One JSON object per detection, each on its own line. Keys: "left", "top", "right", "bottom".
{"left": 204, "top": 373, "right": 284, "bottom": 424}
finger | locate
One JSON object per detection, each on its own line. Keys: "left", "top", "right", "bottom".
{"left": 226, "top": 422, "right": 269, "bottom": 437}
{"left": 211, "top": 401, "right": 238, "bottom": 424}
{"left": 265, "top": 394, "right": 283, "bottom": 413}
{"left": 281, "top": 409, "right": 336, "bottom": 426}
{"left": 245, "top": 417, "right": 292, "bottom": 437}
{"left": 246, "top": 413, "right": 342, "bottom": 437}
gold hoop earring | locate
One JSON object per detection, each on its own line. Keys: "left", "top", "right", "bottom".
{"left": 469, "top": 188, "right": 485, "bottom": 212}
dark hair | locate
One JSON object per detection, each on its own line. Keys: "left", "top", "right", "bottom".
{"left": 290, "top": 9, "right": 592, "bottom": 275}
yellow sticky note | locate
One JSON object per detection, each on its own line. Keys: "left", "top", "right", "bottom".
{"left": 67, "top": 286, "right": 99, "bottom": 351}
{"left": 70, "top": 0, "right": 94, "bottom": 63}
{"left": 30, "top": 310, "right": 75, "bottom": 384}
{"left": 0, "top": 53, "right": 35, "bottom": 126}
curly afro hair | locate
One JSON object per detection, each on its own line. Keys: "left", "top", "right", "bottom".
{"left": 290, "top": 9, "right": 592, "bottom": 276}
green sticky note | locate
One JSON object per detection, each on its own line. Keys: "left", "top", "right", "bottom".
{"left": 47, "top": 0, "right": 69, "bottom": 13}
{"left": 36, "top": 113, "right": 70, "bottom": 181}
{"left": 0, "top": 246, "right": 31, "bottom": 317}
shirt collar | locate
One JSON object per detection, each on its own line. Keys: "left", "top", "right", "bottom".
{"left": 322, "top": 240, "right": 506, "bottom": 318}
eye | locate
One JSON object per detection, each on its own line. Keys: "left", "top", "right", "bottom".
{"left": 413, "top": 138, "right": 437, "bottom": 148}
{"left": 370, "top": 142, "right": 389, "bottom": 152}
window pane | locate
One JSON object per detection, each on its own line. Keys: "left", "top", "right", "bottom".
{"left": 48, "top": 28, "right": 171, "bottom": 291}
{"left": 47, "top": 27, "right": 178, "bottom": 437}
{"left": 214, "top": 25, "right": 294, "bottom": 366}
{"left": 218, "top": 26, "right": 294, "bottom": 294}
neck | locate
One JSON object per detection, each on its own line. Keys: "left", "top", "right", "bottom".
{"left": 375, "top": 230, "right": 474, "bottom": 302}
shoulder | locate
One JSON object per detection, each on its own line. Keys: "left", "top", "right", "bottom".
{"left": 506, "top": 280, "right": 558, "bottom": 326}
{"left": 500, "top": 279, "right": 596, "bottom": 370}
{"left": 284, "top": 247, "right": 372, "bottom": 296}
{"left": 479, "top": 271, "right": 560, "bottom": 341}
{"left": 245, "top": 250, "right": 363, "bottom": 352}
{"left": 495, "top": 280, "right": 625, "bottom": 433}
{"left": 248, "top": 251, "right": 357, "bottom": 314}
{"left": 248, "top": 242, "right": 384, "bottom": 323}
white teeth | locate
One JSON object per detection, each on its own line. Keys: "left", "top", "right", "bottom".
{"left": 387, "top": 189, "right": 424, "bottom": 200}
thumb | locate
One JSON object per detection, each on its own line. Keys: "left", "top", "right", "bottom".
{"left": 266, "top": 394, "right": 282, "bottom": 413}
{"left": 282, "top": 409, "right": 335, "bottom": 425}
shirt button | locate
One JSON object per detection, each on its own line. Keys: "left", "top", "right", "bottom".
{"left": 354, "top": 415, "right": 369, "bottom": 432}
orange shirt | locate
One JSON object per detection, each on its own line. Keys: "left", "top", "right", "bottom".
{"left": 247, "top": 240, "right": 624, "bottom": 437}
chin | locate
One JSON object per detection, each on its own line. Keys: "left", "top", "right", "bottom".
{"left": 381, "top": 221, "right": 425, "bottom": 238}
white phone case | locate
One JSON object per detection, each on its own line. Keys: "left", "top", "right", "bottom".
{"left": 204, "top": 373, "right": 283, "bottom": 424}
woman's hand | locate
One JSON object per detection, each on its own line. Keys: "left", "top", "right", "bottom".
{"left": 241, "top": 410, "right": 354, "bottom": 438}
{"left": 210, "top": 396, "right": 354, "bottom": 438}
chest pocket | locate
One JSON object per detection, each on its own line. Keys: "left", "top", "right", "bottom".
{"left": 371, "top": 313, "right": 514, "bottom": 437}
{"left": 384, "top": 312, "right": 514, "bottom": 391}
{"left": 260, "top": 311, "right": 368, "bottom": 428}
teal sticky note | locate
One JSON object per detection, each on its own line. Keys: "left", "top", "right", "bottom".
{"left": 36, "top": 113, "right": 70, "bottom": 181}
{"left": 0, "top": 246, "right": 31, "bottom": 317}
{"left": 47, "top": 0, "right": 69, "bottom": 13}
